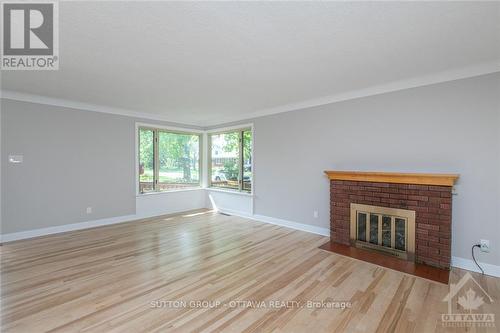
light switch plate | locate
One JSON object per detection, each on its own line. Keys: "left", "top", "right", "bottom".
{"left": 8, "top": 155, "right": 23, "bottom": 163}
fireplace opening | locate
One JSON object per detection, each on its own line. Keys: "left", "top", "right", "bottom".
{"left": 350, "top": 204, "right": 415, "bottom": 261}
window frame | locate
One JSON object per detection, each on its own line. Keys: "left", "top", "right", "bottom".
{"left": 207, "top": 126, "right": 253, "bottom": 193}
{"left": 136, "top": 123, "right": 203, "bottom": 195}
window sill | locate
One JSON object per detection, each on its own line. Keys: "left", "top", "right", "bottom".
{"left": 137, "top": 187, "right": 203, "bottom": 197}
{"left": 137, "top": 187, "right": 253, "bottom": 197}
{"left": 206, "top": 187, "right": 253, "bottom": 197}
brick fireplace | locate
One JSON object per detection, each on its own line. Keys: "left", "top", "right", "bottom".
{"left": 325, "top": 171, "right": 459, "bottom": 270}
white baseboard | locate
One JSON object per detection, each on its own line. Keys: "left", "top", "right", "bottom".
{"left": 216, "top": 207, "right": 251, "bottom": 217}
{"left": 0, "top": 208, "right": 208, "bottom": 243}
{"left": 217, "top": 208, "right": 329, "bottom": 237}
{"left": 252, "top": 214, "right": 330, "bottom": 237}
{"left": 452, "top": 256, "right": 500, "bottom": 278}
{"left": 0, "top": 213, "right": 142, "bottom": 243}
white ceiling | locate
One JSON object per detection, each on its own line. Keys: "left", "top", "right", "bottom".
{"left": 2, "top": 1, "right": 499, "bottom": 126}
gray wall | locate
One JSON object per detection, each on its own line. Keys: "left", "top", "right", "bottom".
{"left": 0, "top": 99, "right": 201, "bottom": 234}
{"left": 215, "top": 73, "right": 500, "bottom": 265}
{"left": 2, "top": 73, "right": 499, "bottom": 266}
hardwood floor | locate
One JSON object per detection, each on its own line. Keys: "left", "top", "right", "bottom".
{"left": 1, "top": 210, "right": 499, "bottom": 332}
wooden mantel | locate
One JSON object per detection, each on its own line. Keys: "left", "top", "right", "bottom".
{"left": 324, "top": 170, "right": 459, "bottom": 186}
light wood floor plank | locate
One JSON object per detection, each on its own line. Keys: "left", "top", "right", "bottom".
{"left": 1, "top": 210, "right": 499, "bottom": 332}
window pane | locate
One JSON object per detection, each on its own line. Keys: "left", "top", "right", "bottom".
{"left": 210, "top": 132, "right": 239, "bottom": 190}
{"left": 158, "top": 131, "right": 200, "bottom": 191}
{"left": 382, "top": 216, "right": 392, "bottom": 247}
{"left": 357, "top": 212, "right": 367, "bottom": 242}
{"left": 242, "top": 130, "right": 252, "bottom": 192}
{"left": 369, "top": 214, "right": 379, "bottom": 244}
{"left": 395, "top": 218, "right": 406, "bottom": 251}
{"left": 139, "top": 128, "right": 154, "bottom": 193}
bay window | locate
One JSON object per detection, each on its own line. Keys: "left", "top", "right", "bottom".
{"left": 138, "top": 127, "right": 201, "bottom": 193}
{"left": 209, "top": 128, "right": 252, "bottom": 193}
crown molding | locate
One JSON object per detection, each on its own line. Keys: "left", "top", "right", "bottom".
{"left": 0, "top": 90, "right": 202, "bottom": 127}
{"left": 202, "top": 61, "right": 500, "bottom": 126}
{"left": 2, "top": 61, "right": 499, "bottom": 128}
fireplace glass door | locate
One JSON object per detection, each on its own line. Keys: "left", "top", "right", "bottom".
{"left": 356, "top": 212, "right": 406, "bottom": 250}
{"left": 351, "top": 204, "right": 415, "bottom": 261}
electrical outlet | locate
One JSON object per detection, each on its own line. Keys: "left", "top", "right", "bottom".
{"left": 86, "top": 207, "right": 92, "bottom": 214}
{"left": 313, "top": 211, "right": 319, "bottom": 218}
{"left": 480, "top": 239, "right": 490, "bottom": 253}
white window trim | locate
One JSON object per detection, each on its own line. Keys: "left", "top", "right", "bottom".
{"left": 135, "top": 122, "right": 204, "bottom": 195}
{"left": 135, "top": 122, "right": 254, "bottom": 196}
{"left": 205, "top": 123, "right": 254, "bottom": 134}
{"left": 205, "top": 187, "right": 253, "bottom": 197}
{"left": 206, "top": 124, "right": 254, "bottom": 194}
{"left": 135, "top": 187, "right": 203, "bottom": 198}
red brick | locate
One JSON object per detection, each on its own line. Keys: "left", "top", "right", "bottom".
{"left": 329, "top": 179, "right": 453, "bottom": 269}
{"left": 408, "top": 195, "right": 429, "bottom": 202}
{"left": 418, "top": 190, "right": 436, "bottom": 196}
{"left": 389, "top": 193, "right": 408, "bottom": 200}
{"left": 416, "top": 229, "right": 429, "bottom": 236}
{"left": 427, "top": 235, "right": 439, "bottom": 243}
{"left": 418, "top": 223, "right": 440, "bottom": 231}
{"left": 439, "top": 238, "right": 450, "bottom": 244}
{"left": 428, "top": 185, "right": 451, "bottom": 192}
{"left": 408, "top": 184, "right": 429, "bottom": 190}
{"left": 428, "top": 241, "right": 450, "bottom": 251}
{"left": 440, "top": 191, "right": 452, "bottom": 198}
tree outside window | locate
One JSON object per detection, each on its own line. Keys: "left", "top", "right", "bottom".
{"left": 209, "top": 129, "right": 252, "bottom": 192}
{"left": 139, "top": 127, "right": 200, "bottom": 193}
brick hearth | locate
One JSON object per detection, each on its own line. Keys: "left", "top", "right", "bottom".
{"left": 327, "top": 172, "right": 458, "bottom": 270}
